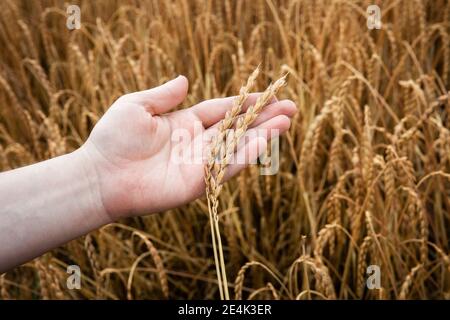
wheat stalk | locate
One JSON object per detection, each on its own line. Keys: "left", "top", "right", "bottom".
{"left": 357, "top": 236, "right": 373, "bottom": 298}
{"left": 84, "top": 234, "right": 103, "bottom": 298}
{"left": 133, "top": 231, "right": 169, "bottom": 299}
{"left": 204, "top": 66, "right": 259, "bottom": 300}
{"left": 0, "top": 273, "right": 10, "bottom": 300}
{"left": 205, "top": 69, "right": 287, "bottom": 300}
{"left": 399, "top": 264, "right": 423, "bottom": 300}
{"left": 35, "top": 259, "right": 50, "bottom": 300}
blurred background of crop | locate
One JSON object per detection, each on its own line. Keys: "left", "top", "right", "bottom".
{"left": 0, "top": 0, "right": 449, "bottom": 299}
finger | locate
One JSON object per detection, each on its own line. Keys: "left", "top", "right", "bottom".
{"left": 231, "top": 115, "right": 288, "bottom": 150}
{"left": 205, "top": 105, "right": 293, "bottom": 138}
{"left": 223, "top": 115, "right": 291, "bottom": 181}
{"left": 202, "top": 114, "right": 291, "bottom": 167}
{"left": 121, "top": 75, "right": 189, "bottom": 115}
{"left": 190, "top": 92, "right": 278, "bottom": 128}
{"left": 248, "top": 99, "right": 297, "bottom": 128}
{"left": 206, "top": 99, "right": 295, "bottom": 131}
{"left": 253, "top": 114, "right": 292, "bottom": 137}
{"left": 232, "top": 114, "right": 291, "bottom": 155}
{"left": 180, "top": 111, "right": 279, "bottom": 167}
{"left": 203, "top": 97, "right": 291, "bottom": 134}
{"left": 223, "top": 136, "right": 267, "bottom": 182}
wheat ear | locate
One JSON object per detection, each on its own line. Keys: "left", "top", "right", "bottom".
{"left": 399, "top": 264, "right": 423, "bottom": 299}
{"left": 205, "top": 70, "right": 287, "bottom": 300}
{"left": 205, "top": 67, "right": 260, "bottom": 300}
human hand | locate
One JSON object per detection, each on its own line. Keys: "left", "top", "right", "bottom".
{"left": 79, "top": 76, "right": 296, "bottom": 221}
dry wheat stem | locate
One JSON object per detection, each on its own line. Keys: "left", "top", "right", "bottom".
{"left": 204, "top": 66, "right": 260, "bottom": 299}
{"left": 205, "top": 69, "right": 286, "bottom": 300}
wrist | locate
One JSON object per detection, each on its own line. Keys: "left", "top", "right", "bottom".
{"left": 76, "top": 140, "right": 142, "bottom": 221}
{"left": 70, "top": 146, "right": 113, "bottom": 225}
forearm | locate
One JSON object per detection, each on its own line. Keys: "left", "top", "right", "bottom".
{"left": 0, "top": 148, "right": 110, "bottom": 271}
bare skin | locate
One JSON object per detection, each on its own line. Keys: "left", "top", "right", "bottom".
{"left": 0, "top": 76, "right": 296, "bottom": 271}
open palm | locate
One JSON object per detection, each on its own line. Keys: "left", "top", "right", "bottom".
{"left": 81, "top": 76, "right": 296, "bottom": 220}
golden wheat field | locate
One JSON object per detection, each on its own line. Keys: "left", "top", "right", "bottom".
{"left": 0, "top": 0, "right": 449, "bottom": 300}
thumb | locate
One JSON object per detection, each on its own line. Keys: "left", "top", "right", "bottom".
{"left": 127, "top": 75, "right": 189, "bottom": 115}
